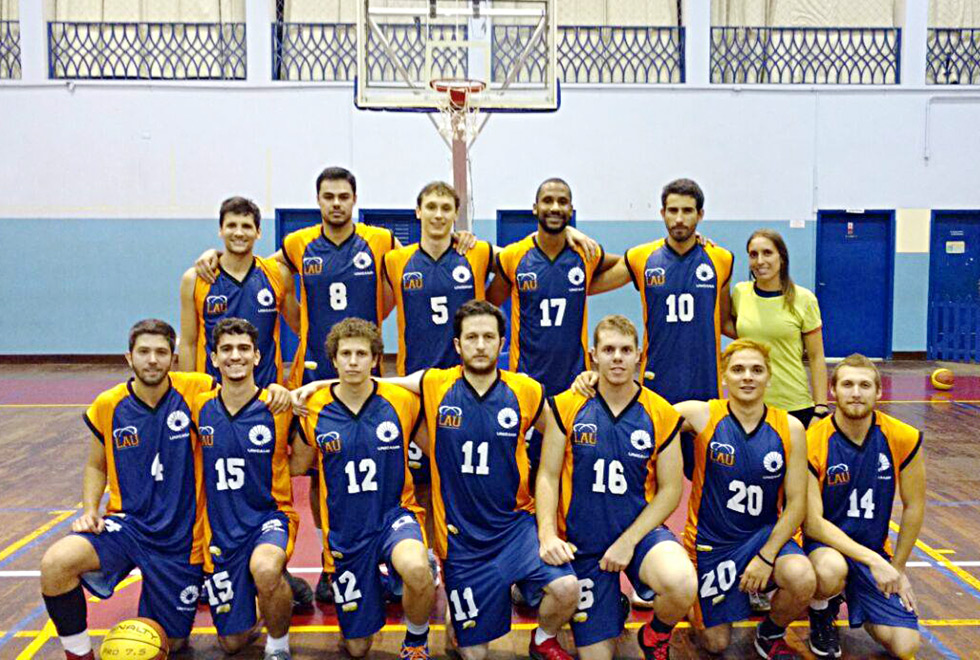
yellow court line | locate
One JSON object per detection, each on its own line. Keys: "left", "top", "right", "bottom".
{"left": 16, "top": 619, "right": 55, "bottom": 660}
{"left": 890, "top": 521, "right": 980, "bottom": 593}
{"left": 88, "top": 573, "right": 143, "bottom": 603}
{"left": 0, "top": 509, "right": 78, "bottom": 563}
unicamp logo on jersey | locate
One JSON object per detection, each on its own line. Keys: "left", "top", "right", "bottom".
{"left": 376, "top": 421, "right": 401, "bottom": 449}
{"left": 167, "top": 410, "right": 190, "bottom": 434}
{"left": 248, "top": 424, "right": 273, "bottom": 452}
{"left": 257, "top": 287, "right": 275, "bottom": 308}
{"left": 497, "top": 407, "right": 519, "bottom": 434}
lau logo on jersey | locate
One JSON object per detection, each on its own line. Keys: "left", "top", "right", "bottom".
{"left": 438, "top": 405, "right": 463, "bottom": 428}
{"left": 709, "top": 441, "right": 735, "bottom": 467}
{"left": 645, "top": 268, "right": 665, "bottom": 287}
{"left": 303, "top": 257, "right": 323, "bottom": 275}
{"left": 199, "top": 425, "right": 215, "bottom": 447}
{"left": 205, "top": 295, "right": 228, "bottom": 316}
{"left": 316, "top": 431, "right": 342, "bottom": 453}
{"left": 827, "top": 463, "right": 851, "bottom": 486}
{"left": 572, "top": 423, "right": 597, "bottom": 446}
{"left": 403, "top": 272, "right": 424, "bottom": 290}
{"left": 113, "top": 426, "right": 140, "bottom": 449}
{"left": 516, "top": 272, "right": 538, "bottom": 292}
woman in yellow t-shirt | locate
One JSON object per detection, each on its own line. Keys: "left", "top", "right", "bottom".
{"left": 730, "top": 229, "right": 829, "bottom": 428}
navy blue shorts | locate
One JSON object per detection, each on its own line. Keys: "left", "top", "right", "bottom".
{"left": 805, "top": 541, "right": 918, "bottom": 630}
{"left": 443, "top": 514, "right": 574, "bottom": 647}
{"left": 333, "top": 508, "right": 425, "bottom": 640}
{"left": 693, "top": 527, "right": 804, "bottom": 629}
{"left": 570, "top": 526, "right": 677, "bottom": 647}
{"left": 205, "top": 512, "right": 292, "bottom": 637}
{"left": 76, "top": 516, "right": 203, "bottom": 639}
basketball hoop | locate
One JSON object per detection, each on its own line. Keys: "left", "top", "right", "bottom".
{"left": 430, "top": 78, "right": 486, "bottom": 144}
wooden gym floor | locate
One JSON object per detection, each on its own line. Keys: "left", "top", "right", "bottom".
{"left": 0, "top": 360, "right": 978, "bottom": 659}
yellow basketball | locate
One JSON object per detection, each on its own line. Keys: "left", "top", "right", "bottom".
{"left": 99, "top": 617, "right": 169, "bottom": 659}
{"left": 930, "top": 368, "right": 954, "bottom": 391}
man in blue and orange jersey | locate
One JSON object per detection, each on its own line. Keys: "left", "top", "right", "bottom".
{"left": 536, "top": 315, "right": 697, "bottom": 660}
{"left": 191, "top": 317, "right": 298, "bottom": 660}
{"left": 179, "top": 196, "right": 299, "bottom": 388}
{"left": 674, "top": 339, "right": 814, "bottom": 659}
{"left": 487, "top": 178, "right": 614, "bottom": 472}
{"left": 39, "top": 320, "right": 290, "bottom": 660}
{"left": 381, "top": 300, "right": 579, "bottom": 660}
{"left": 290, "top": 318, "right": 435, "bottom": 660}
{"left": 803, "top": 355, "right": 924, "bottom": 660}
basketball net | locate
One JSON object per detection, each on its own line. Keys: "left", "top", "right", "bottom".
{"left": 430, "top": 79, "right": 486, "bottom": 230}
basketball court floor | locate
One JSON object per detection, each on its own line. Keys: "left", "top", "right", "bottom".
{"left": 0, "top": 360, "right": 978, "bottom": 659}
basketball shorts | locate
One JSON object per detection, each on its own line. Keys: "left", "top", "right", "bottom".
{"left": 443, "top": 514, "right": 574, "bottom": 647}
{"left": 206, "top": 511, "right": 296, "bottom": 637}
{"left": 570, "top": 526, "right": 678, "bottom": 647}
{"left": 692, "top": 526, "right": 804, "bottom": 629}
{"left": 805, "top": 541, "right": 918, "bottom": 630}
{"left": 328, "top": 507, "right": 425, "bottom": 640}
{"left": 76, "top": 516, "right": 203, "bottom": 639}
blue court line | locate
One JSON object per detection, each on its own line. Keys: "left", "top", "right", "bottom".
{"left": 927, "top": 500, "right": 980, "bottom": 508}
{"left": 0, "top": 507, "right": 79, "bottom": 513}
{"left": 887, "top": 529, "right": 980, "bottom": 605}
{"left": 0, "top": 514, "right": 78, "bottom": 570}
{"left": 919, "top": 626, "right": 961, "bottom": 659}
{"left": 0, "top": 602, "right": 47, "bottom": 652}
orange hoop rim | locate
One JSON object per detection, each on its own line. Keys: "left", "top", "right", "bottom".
{"left": 430, "top": 78, "right": 486, "bottom": 108}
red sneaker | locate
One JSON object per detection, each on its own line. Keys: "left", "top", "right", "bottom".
{"left": 528, "top": 634, "right": 573, "bottom": 660}
{"left": 65, "top": 652, "right": 94, "bottom": 660}
{"left": 638, "top": 622, "right": 672, "bottom": 660}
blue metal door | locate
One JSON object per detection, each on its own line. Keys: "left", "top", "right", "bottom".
{"left": 274, "top": 208, "right": 418, "bottom": 362}
{"left": 929, "top": 211, "right": 980, "bottom": 362}
{"left": 815, "top": 211, "right": 895, "bottom": 359}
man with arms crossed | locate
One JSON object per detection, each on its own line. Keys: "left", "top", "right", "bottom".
{"left": 804, "top": 354, "right": 924, "bottom": 659}
{"left": 192, "top": 318, "right": 298, "bottom": 659}
{"left": 536, "top": 315, "right": 697, "bottom": 660}
{"left": 675, "top": 339, "right": 814, "bottom": 659}
{"left": 290, "top": 318, "right": 435, "bottom": 659}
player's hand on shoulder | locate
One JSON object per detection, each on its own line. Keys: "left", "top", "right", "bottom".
{"left": 291, "top": 381, "right": 329, "bottom": 417}
{"left": 72, "top": 512, "right": 105, "bottom": 534}
{"left": 194, "top": 249, "right": 220, "bottom": 284}
{"left": 695, "top": 232, "right": 716, "bottom": 248}
{"left": 571, "top": 370, "right": 599, "bottom": 398}
{"left": 452, "top": 230, "right": 478, "bottom": 254}
{"left": 565, "top": 226, "right": 600, "bottom": 262}
{"left": 739, "top": 555, "right": 773, "bottom": 594}
{"left": 539, "top": 533, "right": 576, "bottom": 566}
{"left": 599, "top": 536, "right": 636, "bottom": 572}
{"left": 265, "top": 384, "right": 292, "bottom": 414}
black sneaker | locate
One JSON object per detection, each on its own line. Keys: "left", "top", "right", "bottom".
{"left": 315, "top": 571, "right": 334, "bottom": 604}
{"left": 754, "top": 632, "right": 799, "bottom": 659}
{"left": 808, "top": 601, "right": 842, "bottom": 658}
{"left": 285, "top": 571, "right": 314, "bottom": 613}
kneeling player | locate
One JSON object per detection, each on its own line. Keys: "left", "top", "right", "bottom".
{"left": 192, "top": 318, "right": 298, "bottom": 659}
{"left": 290, "top": 318, "right": 435, "bottom": 658}
{"left": 676, "top": 339, "right": 815, "bottom": 659}
{"left": 804, "top": 355, "right": 923, "bottom": 659}
{"left": 537, "top": 315, "right": 697, "bottom": 660}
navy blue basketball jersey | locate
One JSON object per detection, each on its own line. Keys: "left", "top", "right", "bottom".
{"left": 496, "top": 236, "right": 603, "bottom": 395}
{"left": 83, "top": 372, "right": 214, "bottom": 559}
{"left": 625, "top": 240, "right": 733, "bottom": 403}
{"left": 193, "top": 256, "right": 285, "bottom": 387}
{"left": 384, "top": 241, "right": 492, "bottom": 375}
{"left": 549, "top": 387, "right": 681, "bottom": 556}
{"left": 297, "top": 381, "right": 423, "bottom": 561}
{"left": 808, "top": 413, "right": 922, "bottom": 556}
{"left": 421, "top": 367, "right": 544, "bottom": 560}
{"left": 192, "top": 388, "right": 297, "bottom": 567}
{"left": 685, "top": 400, "right": 792, "bottom": 550}
{"left": 282, "top": 223, "right": 394, "bottom": 385}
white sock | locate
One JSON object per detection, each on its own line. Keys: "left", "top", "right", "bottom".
{"left": 533, "top": 627, "right": 555, "bottom": 646}
{"left": 265, "top": 632, "right": 289, "bottom": 653}
{"left": 60, "top": 631, "right": 92, "bottom": 655}
{"left": 406, "top": 620, "right": 429, "bottom": 636}
{"left": 810, "top": 599, "right": 829, "bottom": 610}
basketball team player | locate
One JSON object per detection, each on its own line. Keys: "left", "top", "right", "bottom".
{"left": 384, "top": 300, "right": 580, "bottom": 660}
{"left": 39, "top": 320, "right": 289, "bottom": 659}
{"left": 191, "top": 318, "right": 298, "bottom": 660}
{"left": 536, "top": 315, "right": 697, "bottom": 660}
{"left": 674, "top": 339, "right": 815, "bottom": 658}
{"left": 290, "top": 318, "right": 435, "bottom": 659}
{"left": 178, "top": 196, "right": 299, "bottom": 388}
{"left": 804, "top": 354, "right": 924, "bottom": 659}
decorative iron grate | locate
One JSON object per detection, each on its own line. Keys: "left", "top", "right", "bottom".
{"left": 711, "top": 27, "right": 900, "bottom": 84}
{"left": 48, "top": 21, "right": 246, "bottom": 80}
{"left": 0, "top": 20, "right": 20, "bottom": 79}
{"left": 927, "top": 28, "right": 980, "bottom": 84}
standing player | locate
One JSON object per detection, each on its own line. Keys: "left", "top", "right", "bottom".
{"left": 590, "top": 178, "right": 733, "bottom": 404}
{"left": 179, "top": 196, "right": 299, "bottom": 387}
{"left": 192, "top": 318, "right": 298, "bottom": 659}
{"left": 290, "top": 318, "right": 435, "bottom": 659}
{"left": 804, "top": 355, "right": 924, "bottom": 659}
{"left": 536, "top": 315, "right": 697, "bottom": 660}
{"left": 39, "top": 321, "right": 213, "bottom": 658}
{"left": 676, "top": 339, "right": 815, "bottom": 658}
{"left": 386, "top": 300, "right": 580, "bottom": 660}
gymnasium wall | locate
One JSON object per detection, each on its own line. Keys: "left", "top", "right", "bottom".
{"left": 0, "top": 84, "right": 975, "bottom": 354}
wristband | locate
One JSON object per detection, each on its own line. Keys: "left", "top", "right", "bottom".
{"left": 757, "top": 552, "right": 775, "bottom": 567}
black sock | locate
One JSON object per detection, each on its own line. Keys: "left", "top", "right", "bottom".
{"left": 42, "top": 585, "right": 87, "bottom": 636}
{"left": 404, "top": 625, "right": 429, "bottom": 645}
{"left": 758, "top": 615, "right": 785, "bottom": 640}
{"left": 650, "top": 615, "right": 673, "bottom": 634}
